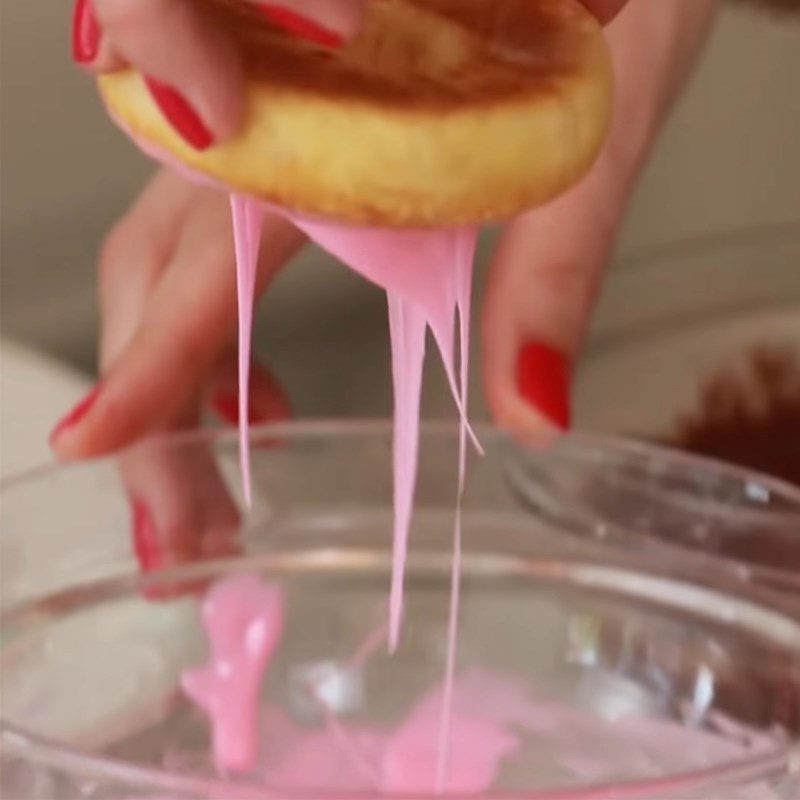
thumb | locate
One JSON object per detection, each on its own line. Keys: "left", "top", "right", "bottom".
{"left": 482, "top": 0, "right": 718, "bottom": 436}
{"left": 481, "top": 150, "right": 633, "bottom": 435}
{"left": 205, "top": 346, "right": 292, "bottom": 427}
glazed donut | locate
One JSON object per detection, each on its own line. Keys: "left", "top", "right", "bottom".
{"left": 99, "top": 0, "right": 613, "bottom": 226}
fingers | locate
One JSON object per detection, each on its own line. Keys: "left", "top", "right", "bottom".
{"left": 72, "top": 0, "right": 125, "bottom": 72}
{"left": 482, "top": 153, "right": 627, "bottom": 437}
{"left": 72, "top": 0, "right": 367, "bottom": 147}
{"left": 123, "top": 348, "right": 291, "bottom": 590}
{"left": 72, "top": 0, "right": 102, "bottom": 64}
{"left": 122, "top": 401, "right": 240, "bottom": 575}
{"left": 119, "top": 390, "right": 242, "bottom": 600}
{"left": 50, "top": 181, "right": 305, "bottom": 460}
{"left": 97, "top": 169, "right": 200, "bottom": 365}
{"left": 47, "top": 168, "right": 300, "bottom": 592}
{"left": 206, "top": 347, "right": 292, "bottom": 427}
{"left": 87, "top": 0, "right": 244, "bottom": 144}
{"left": 48, "top": 169, "right": 196, "bottom": 452}
{"left": 482, "top": 1, "right": 718, "bottom": 438}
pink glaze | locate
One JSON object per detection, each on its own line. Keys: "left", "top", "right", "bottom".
{"left": 113, "top": 121, "right": 480, "bottom": 787}
{"left": 229, "top": 195, "right": 264, "bottom": 507}
{"left": 181, "top": 574, "right": 283, "bottom": 773}
{"left": 178, "top": 578, "right": 779, "bottom": 793}
{"left": 231, "top": 200, "right": 479, "bottom": 652}
{"left": 181, "top": 575, "right": 525, "bottom": 791}
{"left": 229, "top": 203, "right": 478, "bottom": 786}
{"left": 381, "top": 671, "right": 519, "bottom": 791}
{"left": 258, "top": 672, "right": 525, "bottom": 792}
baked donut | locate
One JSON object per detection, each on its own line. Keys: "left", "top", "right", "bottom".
{"left": 99, "top": 0, "right": 613, "bottom": 227}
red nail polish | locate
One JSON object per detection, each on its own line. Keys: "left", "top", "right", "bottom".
{"left": 72, "top": 0, "right": 101, "bottom": 64}
{"left": 49, "top": 385, "right": 101, "bottom": 446}
{"left": 211, "top": 392, "right": 240, "bottom": 425}
{"left": 257, "top": 4, "right": 344, "bottom": 48}
{"left": 143, "top": 77, "right": 214, "bottom": 151}
{"left": 130, "top": 496, "right": 161, "bottom": 572}
{"left": 211, "top": 392, "right": 270, "bottom": 426}
{"left": 516, "top": 341, "right": 571, "bottom": 430}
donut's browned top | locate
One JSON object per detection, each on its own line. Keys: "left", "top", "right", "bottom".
{"left": 205, "top": 0, "right": 596, "bottom": 108}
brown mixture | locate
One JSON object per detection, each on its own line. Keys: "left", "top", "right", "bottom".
{"left": 670, "top": 345, "right": 800, "bottom": 486}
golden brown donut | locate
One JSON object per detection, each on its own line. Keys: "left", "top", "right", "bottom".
{"left": 99, "top": 0, "right": 613, "bottom": 227}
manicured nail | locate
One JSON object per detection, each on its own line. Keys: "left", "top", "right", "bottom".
{"left": 211, "top": 392, "right": 242, "bottom": 426}
{"left": 144, "top": 77, "right": 214, "bottom": 151}
{"left": 130, "top": 496, "right": 162, "bottom": 572}
{"left": 516, "top": 341, "right": 571, "bottom": 430}
{"left": 257, "top": 4, "right": 344, "bottom": 47}
{"left": 72, "top": 0, "right": 101, "bottom": 64}
{"left": 211, "top": 392, "right": 270, "bottom": 426}
{"left": 131, "top": 498, "right": 189, "bottom": 601}
{"left": 49, "top": 385, "right": 102, "bottom": 447}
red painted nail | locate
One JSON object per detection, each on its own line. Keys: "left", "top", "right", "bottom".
{"left": 211, "top": 392, "right": 272, "bottom": 426}
{"left": 130, "top": 497, "right": 190, "bottom": 601}
{"left": 130, "top": 496, "right": 162, "bottom": 572}
{"left": 144, "top": 77, "right": 214, "bottom": 151}
{"left": 257, "top": 4, "right": 344, "bottom": 47}
{"left": 516, "top": 341, "right": 571, "bottom": 430}
{"left": 72, "top": 0, "right": 101, "bottom": 64}
{"left": 49, "top": 385, "right": 102, "bottom": 447}
{"left": 211, "top": 392, "right": 242, "bottom": 425}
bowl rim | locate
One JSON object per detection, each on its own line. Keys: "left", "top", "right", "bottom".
{"left": 2, "top": 706, "right": 795, "bottom": 800}
{"left": 4, "top": 419, "right": 797, "bottom": 520}
{"left": 502, "top": 429, "right": 800, "bottom": 592}
{"left": 2, "top": 418, "right": 799, "bottom": 494}
{"left": 2, "top": 421, "right": 798, "bottom": 582}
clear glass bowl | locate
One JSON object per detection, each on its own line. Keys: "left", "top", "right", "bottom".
{"left": 1, "top": 422, "right": 798, "bottom": 799}
{"left": 506, "top": 433, "right": 800, "bottom": 594}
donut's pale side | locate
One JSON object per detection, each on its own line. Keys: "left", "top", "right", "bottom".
{"left": 98, "top": 0, "right": 613, "bottom": 227}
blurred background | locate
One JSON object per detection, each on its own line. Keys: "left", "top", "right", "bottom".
{"left": 2, "top": 2, "right": 799, "bottom": 475}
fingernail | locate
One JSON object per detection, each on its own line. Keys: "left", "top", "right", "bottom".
{"left": 257, "top": 4, "right": 344, "bottom": 47}
{"left": 131, "top": 497, "right": 183, "bottom": 601}
{"left": 130, "top": 496, "right": 162, "bottom": 572}
{"left": 49, "top": 385, "right": 102, "bottom": 447}
{"left": 72, "top": 0, "right": 101, "bottom": 64}
{"left": 144, "top": 77, "right": 214, "bottom": 151}
{"left": 211, "top": 392, "right": 270, "bottom": 426}
{"left": 516, "top": 341, "right": 571, "bottom": 430}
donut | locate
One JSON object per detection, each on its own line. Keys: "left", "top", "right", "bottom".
{"left": 98, "top": 0, "right": 613, "bottom": 227}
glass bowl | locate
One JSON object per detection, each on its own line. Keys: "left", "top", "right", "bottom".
{"left": 506, "top": 433, "right": 800, "bottom": 595}
{"left": 1, "top": 422, "right": 798, "bottom": 799}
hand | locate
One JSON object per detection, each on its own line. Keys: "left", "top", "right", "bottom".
{"left": 482, "top": 0, "right": 718, "bottom": 432}
{"left": 50, "top": 170, "right": 302, "bottom": 578}
{"left": 72, "top": 0, "right": 366, "bottom": 149}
